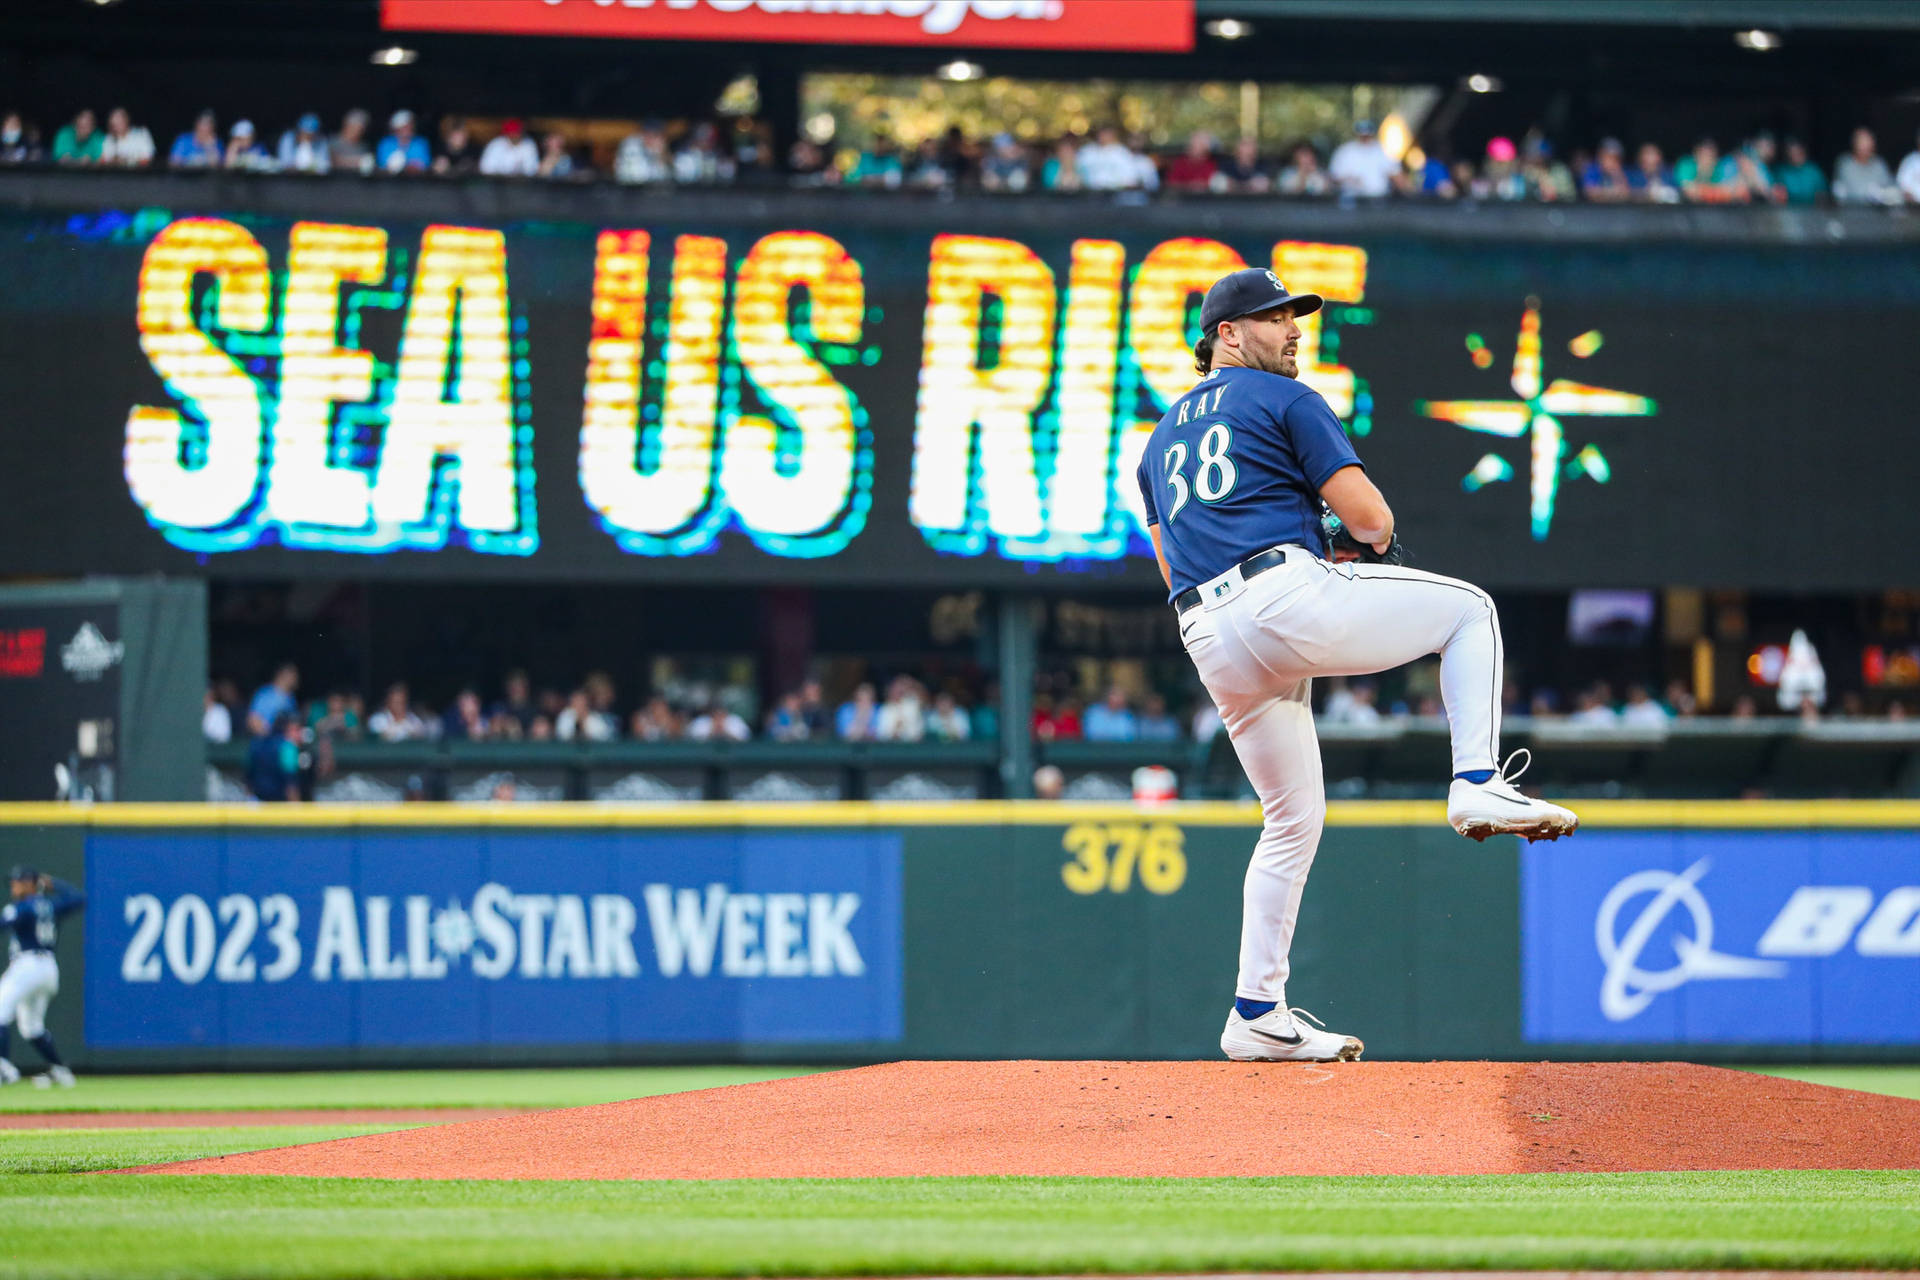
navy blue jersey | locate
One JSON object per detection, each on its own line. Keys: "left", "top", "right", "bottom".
{"left": 1136, "top": 365, "right": 1362, "bottom": 599}
{"left": 3, "top": 881, "right": 83, "bottom": 956}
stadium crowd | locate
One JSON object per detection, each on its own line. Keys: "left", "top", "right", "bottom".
{"left": 9, "top": 101, "right": 1920, "bottom": 205}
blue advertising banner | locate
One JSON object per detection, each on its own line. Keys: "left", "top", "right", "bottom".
{"left": 84, "top": 830, "right": 903, "bottom": 1049}
{"left": 1523, "top": 831, "right": 1920, "bottom": 1045}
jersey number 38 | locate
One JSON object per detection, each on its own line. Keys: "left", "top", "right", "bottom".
{"left": 1162, "top": 423, "right": 1237, "bottom": 523}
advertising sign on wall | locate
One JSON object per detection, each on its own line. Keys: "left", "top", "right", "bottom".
{"left": 83, "top": 829, "right": 904, "bottom": 1049}
{"left": 381, "top": 0, "right": 1197, "bottom": 53}
{"left": 1522, "top": 831, "right": 1920, "bottom": 1046}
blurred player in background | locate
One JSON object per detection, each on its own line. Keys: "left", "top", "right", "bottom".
{"left": 1, "top": 866, "right": 84, "bottom": 1087}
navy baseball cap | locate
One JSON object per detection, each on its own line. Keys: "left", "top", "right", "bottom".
{"left": 8, "top": 866, "right": 38, "bottom": 881}
{"left": 1199, "top": 267, "right": 1323, "bottom": 335}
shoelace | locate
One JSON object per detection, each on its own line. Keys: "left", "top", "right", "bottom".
{"left": 1288, "top": 1007, "right": 1327, "bottom": 1029}
{"left": 1498, "top": 747, "right": 1532, "bottom": 786}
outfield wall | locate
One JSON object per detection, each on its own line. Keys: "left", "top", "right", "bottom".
{"left": 3, "top": 802, "right": 1916, "bottom": 1069}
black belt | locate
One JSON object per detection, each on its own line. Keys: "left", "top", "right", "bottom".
{"left": 1174, "top": 547, "right": 1290, "bottom": 615}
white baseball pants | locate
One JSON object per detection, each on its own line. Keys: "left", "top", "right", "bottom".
{"left": 1177, "top": 546, "right": 1504, "bottom": 1002}
{"left": 0, "top": 951, "right": 59, "bottom": 1039}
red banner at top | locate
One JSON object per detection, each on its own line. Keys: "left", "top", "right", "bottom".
{"left": 381, "top": 0, "right": 1195, "bottom": 53}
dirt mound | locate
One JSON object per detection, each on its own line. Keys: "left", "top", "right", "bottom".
{"left": 135, "top": 1061, "right": 1920, "bottom": 1180}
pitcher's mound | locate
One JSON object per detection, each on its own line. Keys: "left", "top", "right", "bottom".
{"left": 138, "top": 1061, "right": 1920, "bottom": 1180}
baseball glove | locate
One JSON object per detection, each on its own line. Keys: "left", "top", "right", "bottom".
{"left": 1322, "top": 507, "right": 1407, "bottom": 565}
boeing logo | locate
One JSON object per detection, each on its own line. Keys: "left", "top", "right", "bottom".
{"left": 1594, "top": 859, "right": 1920, "bottom": 1022}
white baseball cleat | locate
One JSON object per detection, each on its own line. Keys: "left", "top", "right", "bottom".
{"left": 1448, "top": 749, "right": 1578, "bottom": 843}
{"left": 0, "top": 1060, "right": 19, "bottom": 1086}
{"left": 1221, "top": 1006, "right": 1363, "bottom": 1062}
{"left": 32, "top": 1066, "right": 76, "bottom": 1089}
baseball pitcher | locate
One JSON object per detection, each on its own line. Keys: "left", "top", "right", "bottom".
{"left": 1137, "top": 268, "right": 1578, "bottom": 1064}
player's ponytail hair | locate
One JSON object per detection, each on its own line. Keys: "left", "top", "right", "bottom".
{"left": 1193, "top": 332, "right": 1214, "bottom": 374}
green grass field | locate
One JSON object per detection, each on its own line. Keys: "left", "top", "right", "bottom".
{"left": 1, "top": 1064, "right": 1916, "bottom": 1279}
{"left": 0, "top": 1064, "right": 823, "bottom": 1113}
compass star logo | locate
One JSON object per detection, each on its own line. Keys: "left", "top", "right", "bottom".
{"left": 1415, "top": 297, "right": 1657, "bottom": 539}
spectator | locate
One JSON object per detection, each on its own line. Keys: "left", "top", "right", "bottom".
{"left": 277, "top": 113, "right": 331, "bottom": 174}
{"left": 1137, "top": 694, "right": 1182, "bottom": 741}
{"left": 99, "top": 107, "right": 153, "bottom": 168}
{"left": 52, "top": 109, "right": 102, "bottom": 165}
{"left": 246, "top": 713, "right": 303, "bottom": 802}
{"left": 1580, "top": 137, "right": 1634, "bottom": 202}
{"left": 1620, "top": 683, "right": 1671, "bottom": 728}
{"left": 1, "top": 112, "right": 42, "bottom": 165}
{"left": 247, "top": 663, "right": 300, "bottom": 738}
{"left": 1324, "top": 679, "right": 1382, "bottom": 725}
{"left": 331, "top": 108, "right": 372, "bottom": 173}
{"left": 1329, "top": 119, "right": 1401, "bottom": 197}
{"left": 1032, "top": 764, "right": 1066, "bottom": 801}
{"left": 480, "top": 118, "right": 540, "bottom": 176}
{"left": 1190, "top": 697, "right": 1224, "bottom": 742}
{"left": 377, "top": 110, "right": 430, "bottom": 174}
{"left": 849, "top": 134, "right": 903, "bottom": 189}
{"left": 1833, "top": 127, "right": 1898, "bottom": 204}
{"left": 224, "top": 120, "right": 269, "bottom": 171}
{"left": 766, "top": 691, "right": 811, "bottom": 742}
{"left": 978, "top": 132, "right": 1029, "bottom": 192}
{"left": 837, "top": 682, "right": 881, "bottom": 740}
{"left": 441, "top": 688, "right": 486, "bottom": 741}
{"left": 877, "top": 676, "right": 927, "bottom": 742}
{"left": 630, "top": 696, "right": 683, "bottom": 741}
{"left": 1775, "top": 137, "right": 1826, "bottom": 204}
{"left": 674, "top": 122, "right": 734, "bottom": 184}
{"left": 1031, "top": 693, "right": 1082, "bottom": 742}
{"left": 203, "top": 685, "right": 233, "bottom": 744}
{"left": 972, "top": 680, "right": 1000, "bottom": 742}
{"left": 435, "top": 118, "right": 480, "bottom": 176}
{"left": 786, "top": 137, "right": 834, "bottom": 187}
{"left": 1569, "top": 686, "right": 1620, "bottom": 725}
{"left": 1219, "top": 136, "right": 1268, "bottom": 192}
{"left": 490, "top": 671, "right": 537, "bottom": 734}
{"left": 1481, "top": 135, "right": 1527, "bottom": 200}
{"left": 1083, "top": 687, "right": 1139, "bottom": 742}
{"left": 1520, "top": 131, "right": 1574, "bottom": 201}
{"left": 1077, "top": 124, "right": 1141, "bottom": 190}
{"left": 731, "top": 117, "right": 777, "bottom": 177}
{"left": 1277, "top": 142, "right": 1332, "bottom": 196}
{"left": 1127, "top": 130, "right": 1161, "bottom": 190}
{"left": 1165, "top": 130, "right": 1218, "bottom": 192}
{"left": 1449, "top": 156, "right": 1481, "bottom": 198}
{"left": 538, "top": 130, "right": 576, "bottom": 179}
{"left": 168, "top": 110, "right": 222, "bottom": 169}
{"left": 926, "top": 691, "right": 971, "bottom": 742}
{"left": 687, "top": 699, "right": 750, "bottom": 742}
{"left": 1633, "top": 142, "right": 1679, "bottom": 203}
{"left": 528, "top": 713, "right": 556, "bottom": 741}
{"left": 1041, "top": 137, "right": 1082, "bottom": 191}
{"left": 1662, "top": 678, "right": 1698, "bottom": 719}
{"left": 1410, "top": 145, "right": 1456, "bottom": 198}
{"left": 552, "top": 689, "right": 607, "bottom": 742}
{"left": 368, "top": 682, "right": 430, "bottom": 742}
{"left": 616, "top": 121, "right": 672, "bottom": 185}
{"left": 1726, "top": 135, "right": 1778, "bottom": 203}
{"left": 936, "top": 124, "right": 975, "bottom": 187}
{"left": 1676, "top": 137, "right": 1746, "bottom": 202}
{"left": 905, "top": 138, "right": 949, "bottom": 190}
{"left": 308, "top": 690, "right": 362, "bottom": 742}
{"left": 1896, "top": 128, "right": 1920, "bottom": 204}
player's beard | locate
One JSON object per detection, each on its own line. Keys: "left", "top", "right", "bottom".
{"left": 1266, "top": 345, "right": 1300, "bottom": 378}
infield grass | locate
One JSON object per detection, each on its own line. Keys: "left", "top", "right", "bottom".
{"left": 1746, "top": 1064, "right": 1920, "bottom": 1100}
{"left": 1, "top": 1169, "right": 1916, "bottom": 1278}
{"left": 0, "top": 1125, "right": 416, "bottom": 1174}
{"left": 0, "top": 1064, "right": 822, "bottom": 1113}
